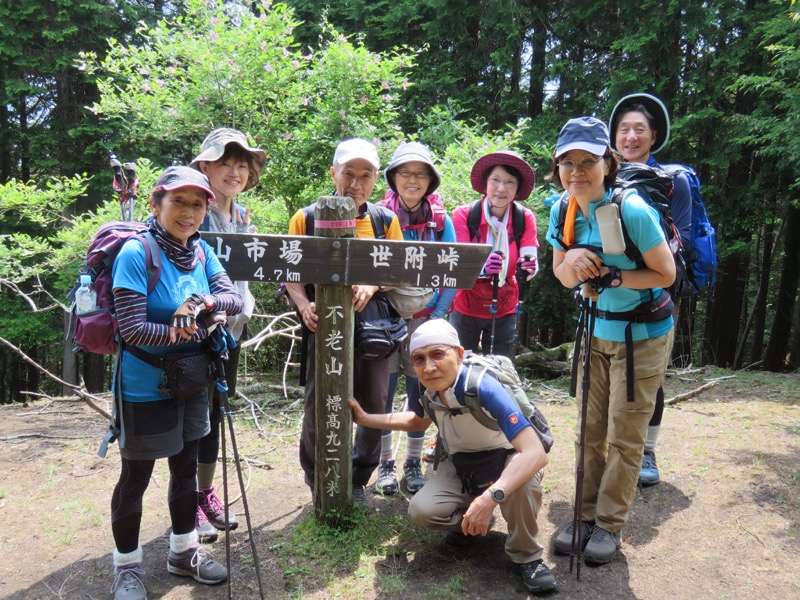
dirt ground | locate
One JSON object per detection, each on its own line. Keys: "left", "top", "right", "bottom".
{"left": 0, "top": 368, "right": 798, "bottom": 600}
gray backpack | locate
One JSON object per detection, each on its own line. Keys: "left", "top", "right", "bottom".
{"left": 421, "top": 351, "right": 554, "bottom": 453}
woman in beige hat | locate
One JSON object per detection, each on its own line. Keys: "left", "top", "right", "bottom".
{"left": 189, "top": 128, "right": 265, "bottom": 542}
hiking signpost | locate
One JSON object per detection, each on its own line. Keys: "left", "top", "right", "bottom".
{"left": 201, "top": 196, "right": 490, "bottom": 521}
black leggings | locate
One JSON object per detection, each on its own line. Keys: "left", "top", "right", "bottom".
{"left": 111, "top": 439, "right": 199, "bottom": 553}
{"left": 648, "top": 386, "right": 665, "bottom": 427}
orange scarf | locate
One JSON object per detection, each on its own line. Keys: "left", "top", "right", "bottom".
{"left": 562, "top": 195, "right": 579, "bottom": 248}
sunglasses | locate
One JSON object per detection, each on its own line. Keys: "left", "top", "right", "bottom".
{"left": 410, "top": 346, "right": 455, "bottom": 369}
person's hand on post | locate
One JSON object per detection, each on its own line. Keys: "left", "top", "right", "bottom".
{"left": 564, "top": 247, "right": 602, "bottom": 282}
{"left": 352, "top": 284, "right": 379, "bottom": 313}
{"left": 300, "top": 302, "right": 319, "bottom": 332}
{"left": 347, "top": 398, "right": 365, "bottom": 425}
{"left": 461, "top": 492, "right": 497, "bottom": 537}
{"left": 483, "top": 251, "right": 505, "bottom": 276}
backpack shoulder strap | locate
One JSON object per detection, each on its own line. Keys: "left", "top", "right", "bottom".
{"left": 613, "top": 190, "right": 644, "bottom": 267}
{"left": 466, "top": 199, "right": 482, "bottom": 242}
{"left": 302, "top": 205, "right": 315, "bottom": 235}
{"left": 510, "top": 203, "right": 526, "bottom": 251}
{"left": 462, "top": 363, "right": 502, "bottom": 431}
{"left": 365, "top": 202, "right": 394, "bottom": 239}
{"left": 140, "top": 231, "right": 161, "bottom": 293}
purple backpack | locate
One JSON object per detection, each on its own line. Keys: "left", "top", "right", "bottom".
{"left": 68, "top": 221, "right": 161, "bottom": 355}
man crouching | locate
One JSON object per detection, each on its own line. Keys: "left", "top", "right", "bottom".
{"left": 348, "top": 319, "right": 557, "bottom": 595}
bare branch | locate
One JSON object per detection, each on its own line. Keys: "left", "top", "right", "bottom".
{"left": 665, "top": 380, "right": 719, "bottom": 406}
{"left": 0, "top": 336, "right": 112, "bottom": 420}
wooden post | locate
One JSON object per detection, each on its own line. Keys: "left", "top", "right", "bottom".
{"left": 311, "top": 196, "right": 356, "bottom": 519}
{"left": 200, "top": 221, "right": 492, "bottom": 524}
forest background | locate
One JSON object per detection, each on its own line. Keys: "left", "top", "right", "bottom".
{"left": 0, "top": 0, "right": 799, "bottom": 401}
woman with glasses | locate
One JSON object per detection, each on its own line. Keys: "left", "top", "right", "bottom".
{"left": 449, "top": 151, "right": 540, "bottom": 359}
{"left": 545, "top": 117, "right": 675, "bottom": 565}
{"left": 374, "top": 142, "right": 458, "bottom": 496}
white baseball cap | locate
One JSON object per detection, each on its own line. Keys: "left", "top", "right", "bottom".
{"left": 333, "top": 138, "right": 380, "bottom": 170}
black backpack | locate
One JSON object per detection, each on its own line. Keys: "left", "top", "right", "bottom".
{"left": 552, "top": 163, "right": 691, "bottom": 299}
{"left": 466, "top": 199, "right": 527, "bottom": 254}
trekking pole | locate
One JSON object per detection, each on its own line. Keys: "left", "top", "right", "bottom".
{"left": 570, "top": 284, "right": 598, "bottom": 580}
{"left": 489, "top": 272, "right": 499, "bottom": 354}
{"left": 512, "top": 256, "right": 532, "bottom": 357}
{"left": 122, "top": 161, "right": 138, "bottom": 221}
{"left": 110, "top": 155, "right": 130, "bottom": 221}
{"left": 209, "top": 324, "right": 266, "bottom": 600}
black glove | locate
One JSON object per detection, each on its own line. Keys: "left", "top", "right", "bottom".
{"left": 170, "top": 294, "right": 214, "bottom": 329}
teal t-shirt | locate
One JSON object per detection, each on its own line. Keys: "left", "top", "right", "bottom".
{"left": 545, "top": 190, "right": 674, "bottom": 342}
{"left": 112, "top": 238, "right": 224, "bottom": 402}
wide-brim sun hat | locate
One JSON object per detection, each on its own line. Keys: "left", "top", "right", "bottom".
{"left": 385, "top": 141, "right": 441, "bottom": 196}
{"left": 609, "top": 93, "right": 671, "bottom": 155}
{"left": 190, "top": 128, "right": 267, "bottom": 191}
{"left": 555, "top": 117, "right": 611, "bottom": 158}
{"left": 470, "top": 150, "right": 535, "bottom": 201}
{"left": 153, "top": 166, "right": 215, "bottom": 202}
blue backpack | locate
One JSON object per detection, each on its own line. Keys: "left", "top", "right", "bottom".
{"left": 661, "top": 164, "right": 717, "bottom": 296}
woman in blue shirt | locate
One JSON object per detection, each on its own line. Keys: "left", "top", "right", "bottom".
{"left": 109, "top": 166, "right": 242, "bottom": 599}
{"left": 545, "top": 117, "right": 675, "bottom": 566}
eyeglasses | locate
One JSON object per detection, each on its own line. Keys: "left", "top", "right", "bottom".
{"left": 558, "top": 157, "right": 603, "bottom": 171}
{"left": 396, "top": 169, "right": 431, "bottom": 180}
{"left": 410, "top": 346, "right": 454, "bottom": 369}
{"left": 487, "top": 177, "right": 519, "bottom": 190}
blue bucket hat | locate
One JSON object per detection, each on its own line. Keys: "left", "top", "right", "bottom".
{"left": 555, "top": 117, "right": 610, "bottom": 158}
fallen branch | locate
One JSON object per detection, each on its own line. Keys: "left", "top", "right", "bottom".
{"left": 665, "top": 380, "right": 719, "bottom": 406}
{"left": 0, "top": 336, "right": 112, "bottom": 421}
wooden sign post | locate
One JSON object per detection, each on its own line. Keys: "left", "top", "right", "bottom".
{"left": 202, "top": 196, "right": 491, "bottom": 521}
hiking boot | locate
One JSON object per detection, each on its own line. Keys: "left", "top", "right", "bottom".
{"left": 195, "top": 506, "right": 219, "bottom": 544}
{"left": 516, "top": 559, "right": 558, "bottom": 595}
{"left": 111, "top": 564, "right": 147, "bottom": 600}
{"left": 554, "top": 520, "right": 595, "bottom": 555}
{"left": 403, "top": 459, "right": 427, "bottom": 493}
{"left": 199, "top": 486, "right": 238, "bottom": 530}
{"left": 583, "top": 527, "right": 621, "bottom": 565}
{"left": 167, "top": 545, "right": 227, "bottom": 584}
{"left": 375, "top": 459, "right": 398, "bottom": 495}
{"left": 352, "top": 485, "right": 370, "bottom": 510}
{"left": 639, "top": 451, "right": 660, "bottom": 486}
{"left": 444, "top": 529, "right": 473, "bottom": 547}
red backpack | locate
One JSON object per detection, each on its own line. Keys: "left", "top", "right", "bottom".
{"left": 68, "top": 221, "right": 161, "bottom": 355}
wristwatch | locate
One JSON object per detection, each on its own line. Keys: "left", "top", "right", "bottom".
{"left": 488, "top": 485, "right": 506, "bottom": 504}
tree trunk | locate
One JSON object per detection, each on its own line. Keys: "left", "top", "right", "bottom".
{"left": 704, "top": 251, "right": 748, "bottom": 367}
{"left": 749, "top": 220, "right": 774, "bottom": 365}
{"left": 763, "top": 199, "right": 800, "bottom": 371}
{"left": 526, "top": 15, "right": 546, "bottom": 118}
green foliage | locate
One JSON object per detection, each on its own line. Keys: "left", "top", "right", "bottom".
{"left": 83, "top": 0, "right": 414, "bottom": 226}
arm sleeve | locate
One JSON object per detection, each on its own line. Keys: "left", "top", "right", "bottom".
{"left": 115, "top": 288, "right": 176, "bottom": 347}
{"left": 475, "top": 374, "right": 531, "bottom": 443}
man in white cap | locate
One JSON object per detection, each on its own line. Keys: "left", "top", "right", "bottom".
{"left": 285, "top": 138, "right": 403, "bottom": 509}
{"left": 348, "top": 319, "right": 557, "bottom": 595}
